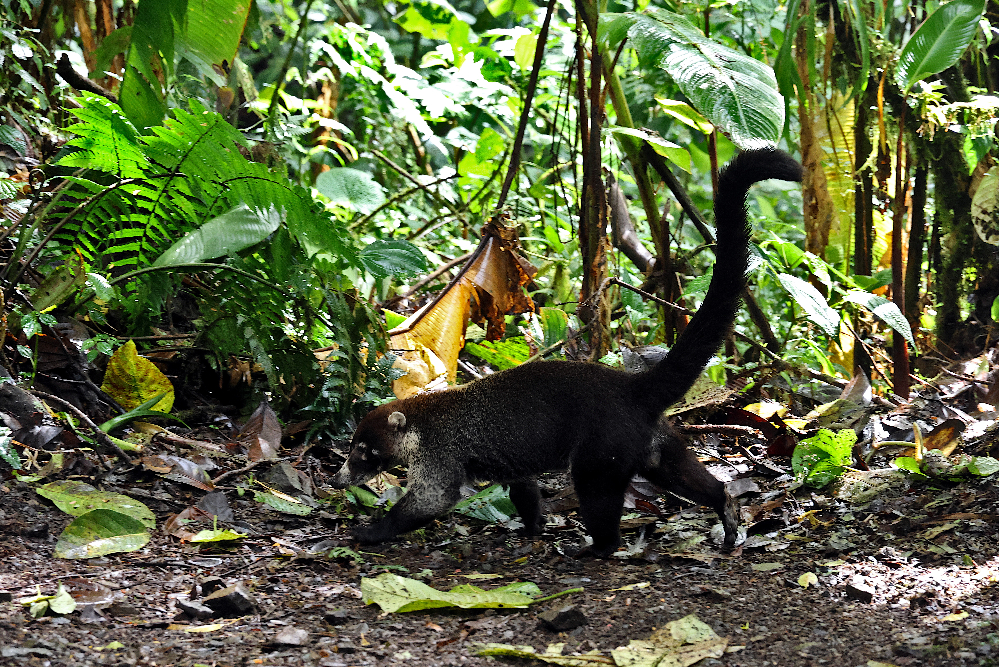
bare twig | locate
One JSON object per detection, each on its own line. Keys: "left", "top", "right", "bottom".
{"left": 211, "top": 458, "right": 274, "bottom": 485}
{"left": 609, "top": 277, "right": 693, "bottom": 315}
{"left": 373, "top": 150, "right": 458, "bottom": 215}
{"left": 30, "top": 390, "right": 134, "bottom": 465}
{"left": 402, "top": 252, "right": 473, "bottom": 297}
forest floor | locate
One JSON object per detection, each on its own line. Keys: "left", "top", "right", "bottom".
{"left": 2, "top": 362, "right": 999, "bottom": 667}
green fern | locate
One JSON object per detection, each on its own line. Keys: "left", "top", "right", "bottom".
{"left": 52, "top": 94, "right": 356, "bottom": 272}
{"left": 38, "top": 94, "right": 382, "bottom": 419}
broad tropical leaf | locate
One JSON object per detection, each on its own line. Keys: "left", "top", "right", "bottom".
{"left": 315, "top": 167, "right": 386, "bottom": 214}
{"left": 896, "top": 0, "right": 986, "bottom": 93}
{"left": 153, "top": 204, "right": 281, "bottom": 266}
{"left": 602, "top": 9, "right": 785, "bottom": 147}
{"left": 777, "top": 274, "right": 839, "bottom": 337}
{"left": 842, "top": 291, "right": 915, "bottom": 346}
{"left": 54, "top": 509, "right": 151, "bottom": 559}
{"left": 358, "top": 240, "right": 428, "bottom": 278}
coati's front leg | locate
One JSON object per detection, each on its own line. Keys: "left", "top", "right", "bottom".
{"left": 353, "top": 470, "right": 462, "bottom": 544}
{"left": 508, "top": 478, "right": 544, "bottom": 536}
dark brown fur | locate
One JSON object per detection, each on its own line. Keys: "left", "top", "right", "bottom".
{"left": 331, "top": 148, "right": 803, "bottom": 556}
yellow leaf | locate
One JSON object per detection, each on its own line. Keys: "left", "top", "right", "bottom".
{"left": 100, "top": 340, "right": 174, "bottom": 412}
{"left": 798, "top": 572, "right": 819, "bottom": 588}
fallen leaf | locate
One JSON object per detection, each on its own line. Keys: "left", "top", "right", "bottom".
{"left": 239, "top": 400, "right": 282, "bottom": 461}
{"left": 361, "top": 573, "right": 578, "bottom": 613}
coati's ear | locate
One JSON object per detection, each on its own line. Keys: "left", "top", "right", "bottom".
{"left": 387, "top": 411, "right": 406, "bottom": 431}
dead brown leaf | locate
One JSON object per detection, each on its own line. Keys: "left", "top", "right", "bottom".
{"left": 389, "top": 222, "right": 535, "bottom": 398}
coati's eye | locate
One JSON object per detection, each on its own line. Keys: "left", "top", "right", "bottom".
{"left": 371, "top": 447, "right": 381, "bottom": 457}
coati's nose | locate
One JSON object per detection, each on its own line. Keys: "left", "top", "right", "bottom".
{"left": 330, "top": 463, "right": 352, "bottom": 489}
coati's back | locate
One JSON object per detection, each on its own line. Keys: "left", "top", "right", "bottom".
{"left": 393, "top": 359, "right": 644, "bottom": 479}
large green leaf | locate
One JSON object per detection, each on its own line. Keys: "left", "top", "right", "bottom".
{"left": 153, "top": 204, "right": 281, "bottom": 266}
{"left": 361, "top": 573, "right": 574, "bottom": 613}
{"left": 119, "top": 0, "right": 186, "bottom": 131}
{"left": 454, "top": 484, "right": 517, "bottom": 523}
{"left": 896, "top": 0, "right": 985, "bottom": 94}
{"left": 176, "top": 0, "right": 252, "bottom": 81}
{"left": 358, "top": 239, "right": 428, "bottom": 278}
{"left": 971, "top": 165, "right": 999, "bottom": 245}
{"left": 315, "top": 168, "right": 386, "bottom": 214}
{"left": 777, "top": 273, "right": 839, "bottom": 337}
{"left": 602, "top": 9, "right": 784, "bottom": 147}
{"left": 54, "top": 509, "right": 151, "bottom": 559}
{"left": 841, "top": 291, "right": 915, "bottom": 346}
{"left": 37, "top": 480, "right": 156, "bottom": 527}
{"left": 57, "top": 95, "right": 148, "bottom": 178}
{"left": 791, "top": 428, "right": 856, "bottom": 488}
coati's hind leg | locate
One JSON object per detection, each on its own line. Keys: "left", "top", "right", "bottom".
{"left": 571, "top": 464, "right": 631, "bottom": 558}
{"left": 352, "top": 467, "right": 461, "bottom": 544}
{"left": 508, "top": 478, "right": 545, "bottom": 536}
{"left": 643, "top": 422, "right": 738, "bottom": 548}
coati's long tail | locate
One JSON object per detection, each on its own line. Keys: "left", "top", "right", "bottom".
{"left": 630, "top": 148, "right": 803, "bottom": 417}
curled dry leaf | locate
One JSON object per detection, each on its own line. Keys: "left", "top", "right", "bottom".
{"left": 389, "top": 222, "right": 536, "bottom": 398}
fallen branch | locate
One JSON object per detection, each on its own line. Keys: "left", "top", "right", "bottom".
{"left": 30, "top": 390, "right": 134, "bottom": 465}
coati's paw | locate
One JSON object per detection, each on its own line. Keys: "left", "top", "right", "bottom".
{"left": 572, "top": 540, "right": 621, "bottom": 559}
{"left": 351, "top": 523, "right": 391, "bottom": 544}
{"left": 516, "top": 514, "right": 546, "bottom": 537}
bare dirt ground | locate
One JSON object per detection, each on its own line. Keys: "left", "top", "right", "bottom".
{"left": 1, "top": 442, "right": 998, "bottom": 667}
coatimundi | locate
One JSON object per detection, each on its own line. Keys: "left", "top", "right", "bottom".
{"left": 331, "top": 148, "right": 803, "bottom": 557}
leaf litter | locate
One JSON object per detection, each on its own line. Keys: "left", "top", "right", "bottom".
{"left": 2, "top": 348, "right": 999, "bottom": 664}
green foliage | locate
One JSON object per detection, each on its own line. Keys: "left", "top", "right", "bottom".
{"left": 602, "top": 9, "right": 785, "bottom": 147}
{"left": 896, "top": 0, "right": 986, "bottom": 94}
{"left": 0, "top": 427, "right": 19, "bottom": 470}
{"left": 454, "top": 484, "right": 517, "bottom": 523}
{"left": 792, "top": 429, "right": 857, "bottom": 488}
{"left": 465, "top": 336, "right": 531, "bottom": 369}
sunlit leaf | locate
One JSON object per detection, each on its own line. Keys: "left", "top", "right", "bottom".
{"left": 608, "top": 126, "right": 690, "bottom": 172}
{"left": 896, "top": 0, "right": 986, "bottom": 93}
{"left": 190, "top": 527, "right": 247, "bottom": 542}
{"left": 361, "top": 573, "right": 574, "bottom": 613}
{"left": 100, "top": 340, "right": 175, "bottom": 412}
{"left": 791, "top": 428, "right": 856, "bottom": 488}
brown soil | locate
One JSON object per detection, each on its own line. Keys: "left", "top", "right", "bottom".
{"left": 1, "top": 459, "right": 998, "bottom": 667}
